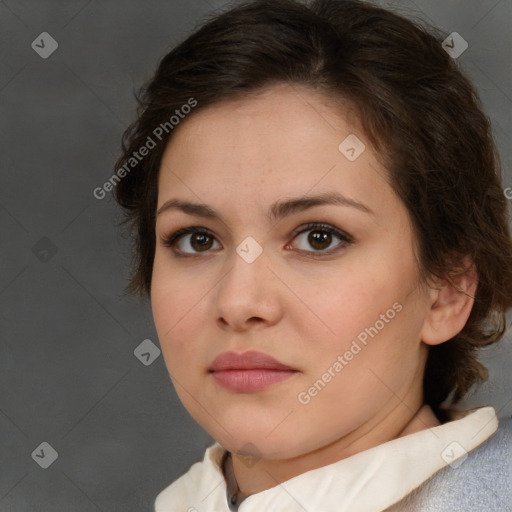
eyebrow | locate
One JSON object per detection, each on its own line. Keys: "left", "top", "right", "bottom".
{"left": 156, "top": 192, "right": 374, "bottom": 222}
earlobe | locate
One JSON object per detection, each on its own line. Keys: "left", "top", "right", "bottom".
{"left": 421, "top": 257, "right": 478, "bottom": 346}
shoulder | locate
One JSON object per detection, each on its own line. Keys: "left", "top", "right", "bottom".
{"left": 453, "top": 416, "right": 511, "bottom": 488}
{"left": 154, "top": 458, "right": 204, "bottom": 511}
{"left": 154, "top": 443, "right": 227, "bottom": 512}
{"left": 388, "top": 417, "right": 512, "bottom": 512}
{"left": 470, "top": 414, "right": 512, "bottom": 459}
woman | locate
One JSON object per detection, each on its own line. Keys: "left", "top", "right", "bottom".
{"left": 114, "top": 0, "right": 512, "bottom": 510}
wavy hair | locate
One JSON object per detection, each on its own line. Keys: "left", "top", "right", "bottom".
{"left": 114, "top": 0, "right": 512, "bottom": 418}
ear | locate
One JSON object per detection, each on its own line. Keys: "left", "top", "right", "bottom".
{"left": 421, "top": 256, "right": 478, "bottom": 346}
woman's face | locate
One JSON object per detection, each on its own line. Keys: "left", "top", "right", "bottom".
{"left": 151, "top": 84, "right": 434, "bottom": 460}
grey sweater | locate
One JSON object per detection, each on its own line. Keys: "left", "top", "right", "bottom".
{"left": 386, "top": 417, "right": 512, "bottom": 511}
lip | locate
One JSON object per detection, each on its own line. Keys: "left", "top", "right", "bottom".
{"left": 209, "top": 350, "right": 298, "bottom": 392}
{"left": 209, "top": 350, "right": 295, "bottom": 371}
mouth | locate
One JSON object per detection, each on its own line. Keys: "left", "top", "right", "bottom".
{"left": 208, "top": 350, "right": 298, "bottom": 392}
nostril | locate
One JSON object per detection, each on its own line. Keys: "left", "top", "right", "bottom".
{"left": 216, "top": 315, "right": 265, "bottom": 330}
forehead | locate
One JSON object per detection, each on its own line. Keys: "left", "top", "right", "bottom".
{"left": 157, "top": 84, "right": 398, "bottom": 222}
{"left": 162, "top": 84, "right": 357, "bottom": 166}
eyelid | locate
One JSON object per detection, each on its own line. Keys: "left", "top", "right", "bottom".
{"left": 289, "top": 222, "right": 354, "bottom": 243}
{"left": 161, "top": 226, "right": 222, "bottom": 257}
{"left": 161, "top": 226, "right": 213, "bottom": 247}
{"left": 284, "top": 224, "right": 353, "bottom": 258}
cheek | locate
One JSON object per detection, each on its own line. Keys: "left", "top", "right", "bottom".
{"left": 294, "top": 250, "right": 421, "bottom": 363}
{"left": 293, "top": 267, "right": 392, "bottom": 345}
{"left": 152, "top": 250, "right": 201, "bottom": 324}
{"left": 152, "top": 290, "right": 208, "bottom": 397}
{"left": 150, "top": 254, "right": 206, "bottom": 364}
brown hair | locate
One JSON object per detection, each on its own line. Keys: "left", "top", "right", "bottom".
{"left": 114, "top": 0, "right": 512, "bottom": 418}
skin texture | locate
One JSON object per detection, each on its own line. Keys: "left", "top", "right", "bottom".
{"left": 151, "top": 83, "right": 477, "bottom": 496}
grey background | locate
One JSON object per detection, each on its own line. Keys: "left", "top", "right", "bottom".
{"left": 1, "top": 0, "right": 511, "bottom": 510}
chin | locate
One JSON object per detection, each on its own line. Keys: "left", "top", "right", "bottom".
{"left": 208, "top": 424, "right": 309, "bottom": 461}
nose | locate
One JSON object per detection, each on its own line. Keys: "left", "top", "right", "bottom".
{"left": 213, "top": 249, "right": 284, "bottom": 332}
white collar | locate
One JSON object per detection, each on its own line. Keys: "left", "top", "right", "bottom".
{"left": 158, "top": 406, "right": 498, "bottom": 511}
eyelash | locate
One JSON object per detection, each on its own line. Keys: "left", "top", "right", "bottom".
{"left": 161, "top": 222, "right": 354, "bottom": 258}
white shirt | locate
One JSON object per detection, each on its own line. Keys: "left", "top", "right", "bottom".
{"left": 154, "top": 406, "right": 498, "bottom": 511}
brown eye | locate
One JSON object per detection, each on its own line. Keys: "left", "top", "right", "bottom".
{"left": 190, "top": 232, "right": 213, "bottom": 251}
{"left": 308, "top": 230, "right": 332, "bottom": 250}
{"left": 290, "top": 223, "right": 353, "bottom": 254}
{"left": 163, "top": 228, "right": 221, "bottom": 255}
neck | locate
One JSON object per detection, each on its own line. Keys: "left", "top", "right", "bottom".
{"left": 228, "top": 401, "right": 440, "bottom": 498}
